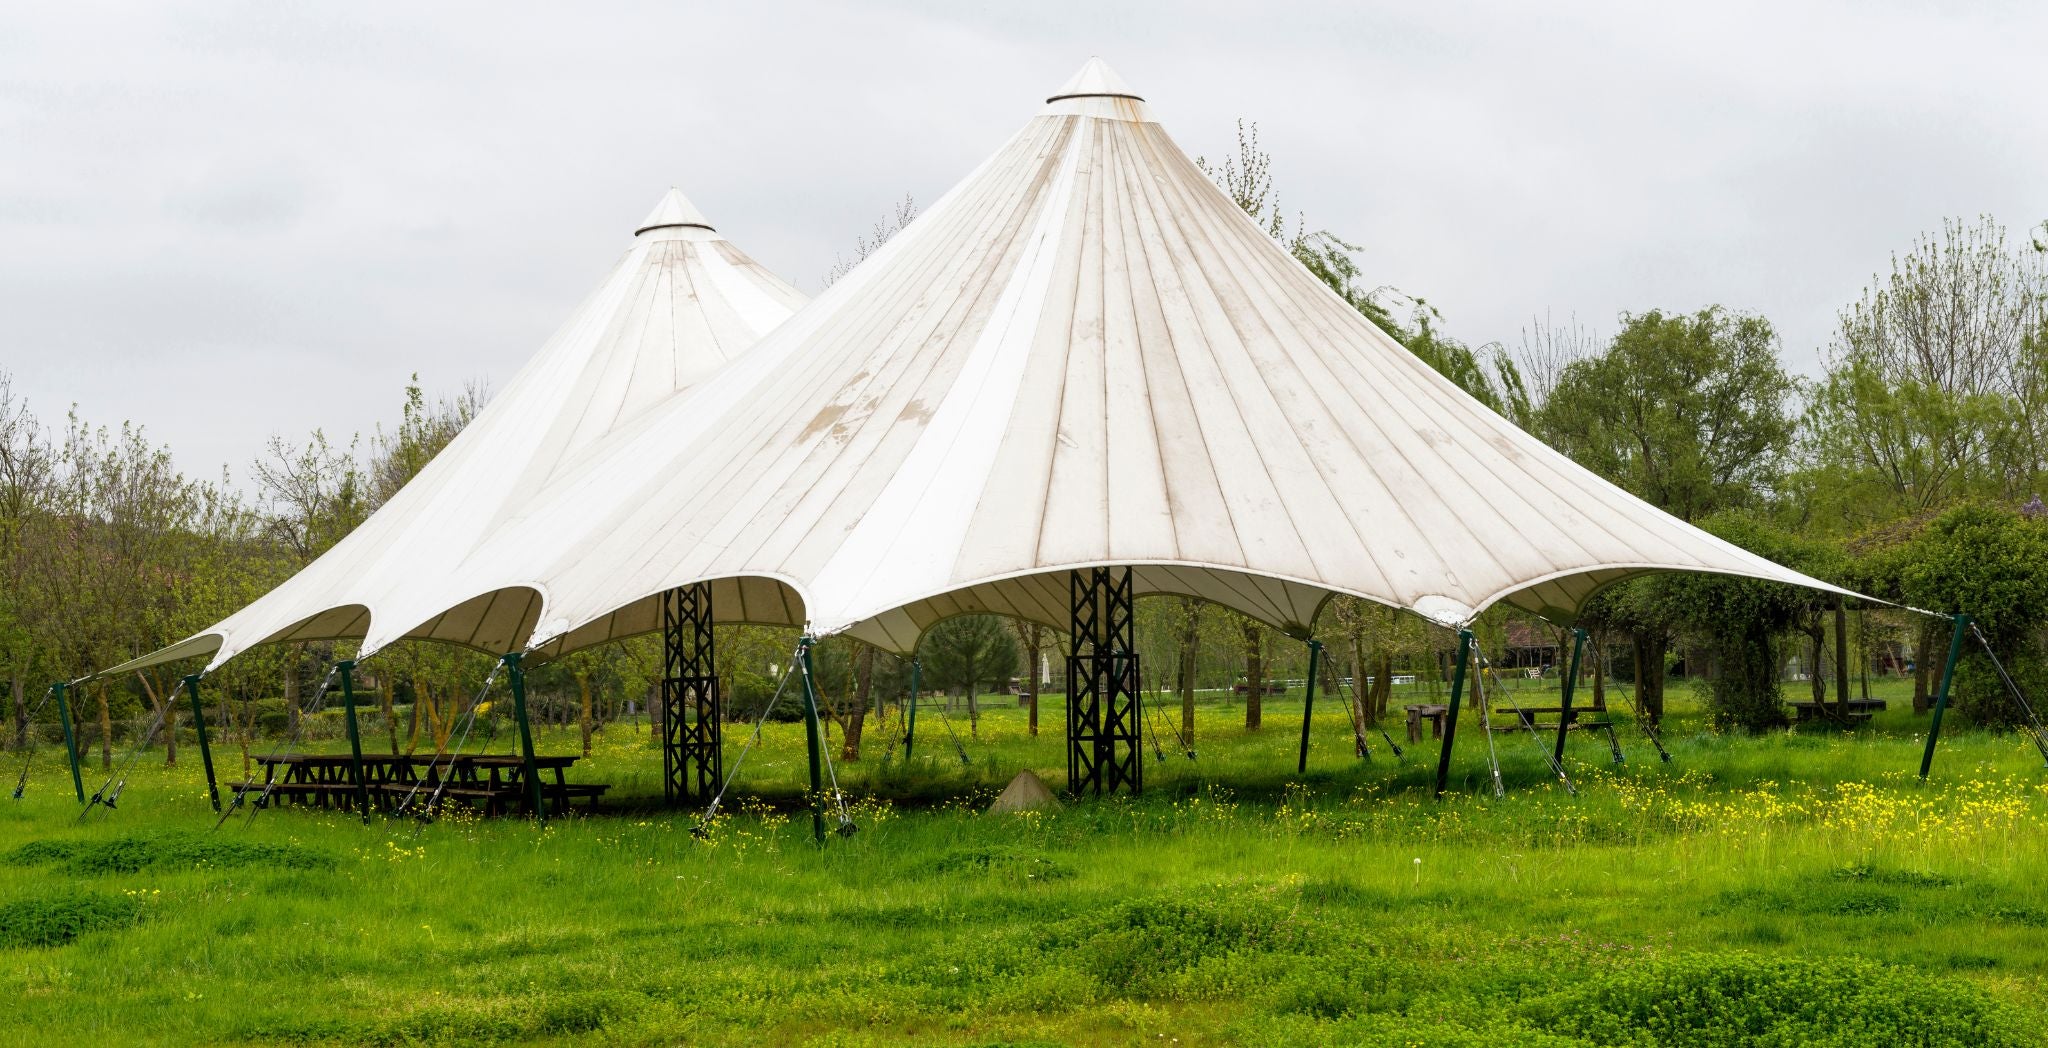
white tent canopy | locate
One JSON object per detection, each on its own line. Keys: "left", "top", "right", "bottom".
{"left": 421, "top": 59, "right": 1856, "bottom": 660}
{"left": 107, "top": 189, "right": 806, "bottom": 675}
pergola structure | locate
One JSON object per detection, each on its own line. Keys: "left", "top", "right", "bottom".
{"left": 95, "top": 61, "right": 1970, "bottom": 834}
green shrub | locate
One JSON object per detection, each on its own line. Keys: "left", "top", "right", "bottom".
{"left": 927, "top": 845, "right": 1074, "bottom": 882}
{"left": 1520, "top": 951, "right": 2034, "bottom": 1047}
{"left": 3, "top": 839, "right": 81, "bottom": 866}
{"left": 1039, "top": 888, "right": 1318, "bottom": 990}
{"left": 0, "top": 891, "right": 141, "bottom": 948}
{"left": 6, "top": 832, "right": 333, "bottom": 875}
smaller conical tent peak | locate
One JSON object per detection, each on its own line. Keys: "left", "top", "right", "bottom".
{"left": 1046, "top": 57, "right": 1142, "bottom": 102}
{"left": 635, "top": 187, "right": 714, "bottom": 235}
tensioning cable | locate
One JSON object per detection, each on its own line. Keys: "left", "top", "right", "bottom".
{"left": 9, "top": 683, "right": 62, "bottom": 800}
{"left": 1331, "top": 667, "right": 1401, "bottom": 760}
{"left": 1147, "top": 677, "right": 1197, "bottom": 760}
{"left": 929, "top": 687, "right": 973, "bottom": 767}
{"left": 1600, "top": 644, "right": 1672, "bottom": 763}
{"left": 1474, "top": 648, "right": 1576, "bottom": 795}
{"left": 80, "top": 674, "right": 190, "bottom": 820}
{"left": 692, "top": 650, "right": 802, "bottom": 837}
{"left": 1967, "top": 622, "right": 2048, "bottom": 766}
{"left": 219, "top": 661, "right": 342, "bottom": 829}
{"left": 395, "top": 659, "right": 506, "bottom": 824}
{"left": 798, "top": 655, "right": 857, "bottom": 837}
{"left": 1468, "top": 651, "right": 1507, "bottom": 799}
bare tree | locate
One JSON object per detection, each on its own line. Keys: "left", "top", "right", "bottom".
{"left": 825, "top": 195, "right": 918, "bottom": 287}
{"left": 1513, "top": 312, "right": 1600, "bottom": 416}
{"left": 0, "top": 372, "right": 55, "bottom": 748}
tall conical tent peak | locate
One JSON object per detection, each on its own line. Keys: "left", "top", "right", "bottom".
{"left": 635, "top": 187, "right": 714, "bottom": 236}
{"left": 1046, "top": 57, "right": 1142, "bottom": 103}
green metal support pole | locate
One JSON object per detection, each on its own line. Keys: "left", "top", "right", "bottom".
{"left": 1553, "top": 629, "right": 1586, "bottom": 767}
{"left": 1918, "top": 614, "right": 1971, "bottom": 781}
{"left": 183, "top": 674, "right": 220, "bottom": 813}
{"left": 503, "top": 653, "right": 545, "bottom": 819}
{"left": 904, "top": 657, "right": 921, "bottom": 760}
{"left": 1296, "top": 640, "right": 1322, "bottom": 774}
{"left": 52, "top": 682, "right": 84, "bottom": 803}
{"left": 798, "top": 637, "right": 827, "bottom": 844}
{"left": 1433, "top": 630, "right": 1475, "bottom": 798}
{"left": 336, "top": 660, "right": 372, "bottom": 821}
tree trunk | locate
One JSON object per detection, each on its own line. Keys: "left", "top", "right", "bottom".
{"left": 967, "top": 683, "right": 979, "bottom": 736}
{"left": 1834, "top": 601, "right": 1850, "bottom": 715}
{"left": 1806, "top": 626, "right": 1827, "bottom": 707}
{"left": 1632, "top": 631, "right": 1667, "bottom": 724}
{"left": 1592, "top": 644, "right": 1607, "bottom": 711}
{"left": 1858, "top": 610, "right": 1870, "bottom": 700}
{"left": 10, "top": 676, "right": 24, "bottom": 750}
{"left": 241, "top": 686, "right": 257, "bottom": 774}
{"left": 577, "top": 669, "right": 593, "bottom": 757}
{"left": 1329, "top": 640, "right": 1362, "bottom": 757}
{"left": 1345, "top": 634, "right": 1368, "bottom": 751}
{"left": 404, "top": 688, "right": 423, "bottom": 755}
{"left": 1912, "top": 618, "right": 1935, "bottom": 714}
{"left": 423, "top": 680, "right": 448, "bottom": 749}
{"left": 1023, "top": 623, "right": 1044, "bottom": 738}
{"left": 284, "top": 648, "right": 302, "bottom": 738}
{"left": 1177, "top": 600, "right": 1199, "bottom": 744}
{"left": 1241, "top": 620, "right": 1263, "bottom": 731}
{"left": 139, "top": 673, "right": 175, "bottom": 767}
{"left": 1374, "top": 651, "right": 1393, "bottom": 722}
{"left": 377, "top": 671, "right": 399, "bottom": 755}
{"left": 843, "top": 645, "right": 874, "bottom": 760}
{"left": 96, "top": 683, "right": 112, "bottom": 770}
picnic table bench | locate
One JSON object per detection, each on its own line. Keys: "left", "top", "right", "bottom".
{"left": 1232, "top": 682, "right": 1288, "bottom": 695}
{"left": 240, "top": 753, "right": 605, "bottom": 817}
{"left": 1501, "top": 705, "right": 1614, "bottom": 732}
{"left": 1788, "top": 699, "right": 1886, "bottom": 725}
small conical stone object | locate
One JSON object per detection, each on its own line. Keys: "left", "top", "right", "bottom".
{"left": 987, "top": 769, "right": 1062, "bottom": 815}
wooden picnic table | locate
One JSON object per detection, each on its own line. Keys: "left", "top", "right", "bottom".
{"left": 1500, "top": 705, "right": 1612, "bottom": 731}
{"left": 1788, "top": 699, "right": 1886, "bottom": 725}
{"left": 1404, "top": 704, "right": 1450, "bottom": 743}
{"left": 240, "top": 753, "right": 601, "bottom": 817}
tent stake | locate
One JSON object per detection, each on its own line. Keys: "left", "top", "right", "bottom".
{"left": 1553, "top": 629, "right": 1586, "bottom": 768}
{"left": 52, "top": 682, "right": 84, "bottom": 804}
{"left": 504, "top": 653, "right": 545, "bottom": 819}
{"left": 798, "top": 637, "right": 827, "bottom": 844}
{"left": 905, "top": 657, "right": 921, "bottom": 761}
{"left": 1434, "top": 630, "right": 1474, "bottom": 798}
{"left": 1296, "top": 640, "right": 1322, "bottom": 774}
{"left": 184, "top": 674, "right": 220, "bottom": 813}
{"left": 1918, "top": 614, "right": 1970, "bottom": 781}
{"left": 337, "top": 660, "right": 372, "bottom": 821}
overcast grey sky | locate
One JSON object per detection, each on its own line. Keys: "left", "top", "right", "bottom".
{"left": 4, "top": 1, "right": 2043, "bottom": 481}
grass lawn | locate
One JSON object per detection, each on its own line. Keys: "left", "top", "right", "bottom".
{"left": 0, "top": 679, "right": 2044, "bottom": 1046}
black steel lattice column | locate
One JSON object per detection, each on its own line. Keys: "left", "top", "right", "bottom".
{"left": 1066, "top": 567, "right": 1142, "bottom": 797}
{"left": 661, "top": 583, "right": 721, "bottom": 806}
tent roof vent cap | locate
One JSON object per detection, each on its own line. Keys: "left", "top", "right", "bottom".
{"left": 1045, "top": 57, "right": 1144, "bottom": 103}
{"left": 635, "top": 187, "right": 716, "bottom": 236}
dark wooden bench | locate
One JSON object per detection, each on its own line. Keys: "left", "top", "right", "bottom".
{"left": 233, "top": 780, "right": 363, "bottom": 809}
{"left": 556, "top": 783, "right": 610, "bottom": 812}
{"left": 1504, "top": 705, "right": 1614, "bottom": 732}
{"left": 1232, "top": 682, "right": 1288, "bottom": 695}
{"left": 1499, "top": 703, "right": 1625, "bottom": 763}
{"left": 1789, "top": 699, "right": 1886, "bottom": 725}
